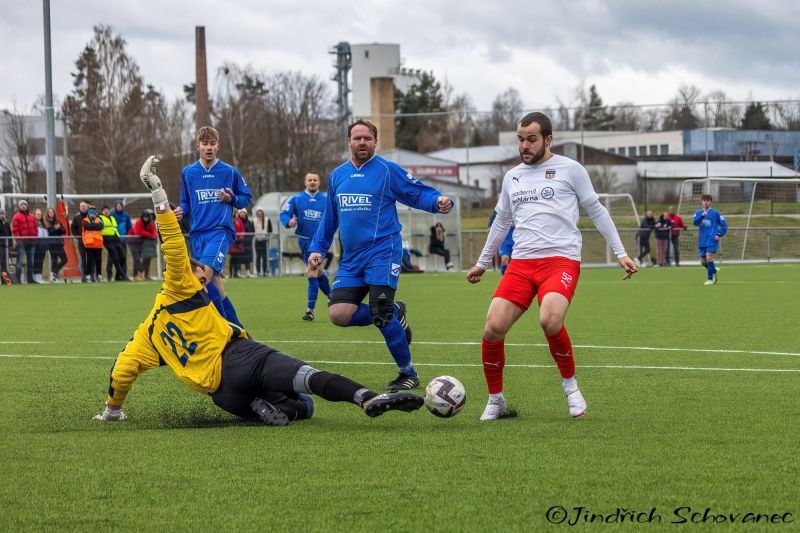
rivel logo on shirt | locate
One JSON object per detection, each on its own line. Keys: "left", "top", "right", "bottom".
{"left": 303, "top": 209, "right": 322, "bottom": 220}
{"left": 545, "top": 169, "right": 556, "bottom": 179}
{"left": 196, "top": 189, "right": 219, "bottom": 204}
{"left": 351, "top": 173, "right": 365, "bottom": 178}
{"left": 338, "top": 193, "right": 372, "bottom": 211}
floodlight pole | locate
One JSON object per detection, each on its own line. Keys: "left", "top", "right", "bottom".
{"left": 42, "top": 0, "right": 58, "bottom": 208}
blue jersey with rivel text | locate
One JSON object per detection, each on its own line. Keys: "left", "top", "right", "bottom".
{"left": 279, "top": 191, "right": 327, "bottom": 240}
{"left": 179, "top": 159, "right": 253, "bottom": 237}
{"left": 309, "top": 155, "right": 443, "bottom": 255}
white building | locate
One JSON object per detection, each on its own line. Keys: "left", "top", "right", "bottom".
{"left": 0, "top": 112, "right": 69, "bottom": 193}
{"left": 499, "top": 129, "right": 683, "bottom": 157}
{"left": 350, "top": 43, "right": 424, "bottom": 119}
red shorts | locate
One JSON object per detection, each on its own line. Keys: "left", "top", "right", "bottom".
{"left": 493, "top": 257, "right": 581, "bottom": 311}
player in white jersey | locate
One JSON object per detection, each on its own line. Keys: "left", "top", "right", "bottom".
{"left": 466, "top": 112, "right": 637, "bottom": 421}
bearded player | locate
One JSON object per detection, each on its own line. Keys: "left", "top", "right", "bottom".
{"left": 467, "top": 112, "right": 637, "bottom": 421}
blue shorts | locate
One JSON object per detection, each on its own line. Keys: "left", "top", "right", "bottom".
{"left": 191, "top": 229, "right": 233, "bottom": 275}
{"left": 298, "top": 237, "right": 312, "bottom": 263}
{"left": 698, "top": 245, "right": 719, "bottom": 258}
{"left": 332, "top": 234, "right": 402, "bottom": 290}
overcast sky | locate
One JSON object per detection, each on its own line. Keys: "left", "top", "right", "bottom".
{"left": 2, "top": 0, "right": 799, "bottom": 114}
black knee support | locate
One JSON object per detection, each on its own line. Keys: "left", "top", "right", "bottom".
{"left": 369, "top": 285, "right": 396, "bottom": 328}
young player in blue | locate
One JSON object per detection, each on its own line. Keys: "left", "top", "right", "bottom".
{"left": 280, "top": 172, "right": 331, "bottom": 321}
{"left": 307, "top": 120, "right": 454, "bottom": 391}
{"left": 693, "top": 194, "right": 728, "bottom": 285}
{"left": 175, "top": 126, "right": 252, "bottom": 317}
{"left": 498, "top": 227, "right": 515, "bottom": 274}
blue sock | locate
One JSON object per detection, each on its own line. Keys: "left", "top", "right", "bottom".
{"left": 222, "top": 297, "right": 243, "bottom": 328}
{"left": 318, "top": 274, "right": 331, "bottom": 297}
{"left": 307, "top": 277, "right": 319, "bottom": 310}
{"left": 500, "top": 264, "right": 508, "bottom": 275}
{"left": 379, "top": 319, "right": 415, "bottom": 376}
{"left": 707, "top": 261, "right": 716, "bottom": 280}
{"left": 346, "top": 303, "right": 372, "bottom": 327}
{"left": 206, "top": 283, "right": 225, "bottom": 317}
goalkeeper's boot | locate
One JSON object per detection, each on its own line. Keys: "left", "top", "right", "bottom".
{"left": 480, "top": 396, "right": 516, "bottom": 421}
{"left": 302, "top": 310, "right": 314, "bottom": 321}
{"left": 387, "top": 372, "right": 419, "bottom": 391}
{"left": 363, "top": 392, "right": 423, "bottom": 418}
{"left": 250, "top": 398, "right": 290, "bottom": 426}
{"left": 393, "top": 300, "right": 412, "bottom": 345}
{"left": 565, "top": 387, "right": 587, "bottom": 419}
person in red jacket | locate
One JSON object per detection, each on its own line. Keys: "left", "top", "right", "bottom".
{"left": 128, "top": 210, "right": 158, "bottom": 281}
{"left": 11, "top": 200, "right": 39, "bottom": 284}
{"left": 666, "top": 206, "right": 687, "bottom": 266}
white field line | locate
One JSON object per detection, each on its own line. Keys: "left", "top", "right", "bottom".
{"left": 2, "top": 338, "right": 799, "bottom": 358}
{"left": 0, "top": 353, "right": 798, "bottom": 373}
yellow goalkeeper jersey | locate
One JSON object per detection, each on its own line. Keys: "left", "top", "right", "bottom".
{"left": 106, "top": 210, "right": 246, "bottom": 407}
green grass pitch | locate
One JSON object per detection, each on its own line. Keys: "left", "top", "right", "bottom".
{"left": 1, "top": 264, "right": 798, "bottom": 531}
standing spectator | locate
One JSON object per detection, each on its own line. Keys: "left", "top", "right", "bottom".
{"left": 111, "top": 200, "right": 132, "bottom": 278}
{"left": 238, "top": 209, "right": 255, "bottom": 277}
{"left": 129, "top": 210, "right": 158, "bottom": 281}
{"left": 0, "top": 208, "right": 12, "bottom": 284}
{"left": 100, "top": 206, "right": 128, "bottom": 281}
{"left": 693, "top": 194, "right": 728, "bottom": 285}
{"left": 32, "top": 208, "right": 49, "bottom": 283}
{"left": 428, "top": 222, "right": 454, "bottom": 271}
{"left": 82, "top": 206, "right": 105, "bottom": 282}
{"left": 44, "top": 207, "right": 68, "bottom": 282}
{"left": 12, "top": 200, "right": 39, "bottom": 284}
{"left": 253, "top": 207, "right": 272, "bottom": 277}
{"left": 635, "top": 210, "right": 656, "bottom": 267}
{"left": 666, "top": 206, "right": 687, "bottom": 266}
{"left": 228, "top": 210, "right": 246, "bottom": 278}
{"left": 654, "top": 212, "right": 673, "bottom": 267}
{"left": 71, "top": 201, "right": 89, "bottom": 279}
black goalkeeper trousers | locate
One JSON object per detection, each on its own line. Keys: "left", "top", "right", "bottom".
{"left": 211, "top": 338, "right": 306, "bottom": 418}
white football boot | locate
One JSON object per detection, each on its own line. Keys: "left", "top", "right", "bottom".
{"left": 480, "top": 396, "right": 508, "bottom": 421}
{"left": 564, "top": 387, "right": 587, "bottom": 418}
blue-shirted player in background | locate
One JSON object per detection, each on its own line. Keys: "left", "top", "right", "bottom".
{"left": 693, "top": 194, "right": 728, "bottom": 285}
{"left": 280, "top": 172, "right": 331, "bottom": 321}
{"left": 498, "top": 226, "right": 514, "bottom": 274}
{"left": 175, "top": 126, "right": 253, "bottom": 324}
{"left": 307, "top": 120, "right": 453, "bottom": 391}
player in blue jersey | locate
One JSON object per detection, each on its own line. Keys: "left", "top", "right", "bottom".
{"left": 307, "top": 120, "right": 453, "bottom": 391}
{"left": 498, "top": 227, "right": 514, "bottom": 274}
{"left": 280, "top": 172, "right": 331, "bottom": 321}
{"left": 175, "top": 126, "right": 253, "bottom": 318}
{"left": 693, "top": 194, "right": 728, "bottom": 285}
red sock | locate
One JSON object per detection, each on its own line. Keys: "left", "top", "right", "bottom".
{"left": 546, "top": 326, "right": 575, "bottom": 378}
{"left": 481, "top": 337, "right": 505, "bottom": 394}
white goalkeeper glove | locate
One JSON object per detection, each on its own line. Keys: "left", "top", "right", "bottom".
{"left": 93, "top": 404, "right": 127, "bottom": 421}
{"left": 139, "top": 155, "right": 168, "bottom": 209}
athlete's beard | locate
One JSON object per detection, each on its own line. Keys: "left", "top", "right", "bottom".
{"left": 520, "top": 144, "right": 546, "bottom": 165}
{"left": 352, "top": 145, "right": 375, "bottom": 164}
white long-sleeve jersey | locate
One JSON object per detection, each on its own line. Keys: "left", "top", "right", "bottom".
{"left": 476, "top": 154, "right": 627, "bottom": 269}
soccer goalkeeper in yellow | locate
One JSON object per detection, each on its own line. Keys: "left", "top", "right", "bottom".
{"left": 93, "top": 156, "right": 423, "bottom": 426}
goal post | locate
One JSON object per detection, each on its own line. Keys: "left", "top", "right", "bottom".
{"left": 677, "top": 177, "right": 800, "bottom": 262}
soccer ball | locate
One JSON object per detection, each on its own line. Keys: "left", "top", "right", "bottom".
{"left": 424, "top": 376, "right": 467, "bottom": 418}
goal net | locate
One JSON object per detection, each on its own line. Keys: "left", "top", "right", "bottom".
{"left": 676, "top": 178, "right": 800, "bottom": 262}
{"left": 579, "top": 193, "right": 641, "bottom": 265}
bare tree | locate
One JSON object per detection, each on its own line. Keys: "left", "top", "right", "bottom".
{"left": 1, "top": 107, "right": 41, "bottom": 193}
{"left": 663, "top": 84, "right": 702, "bottom": 130}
